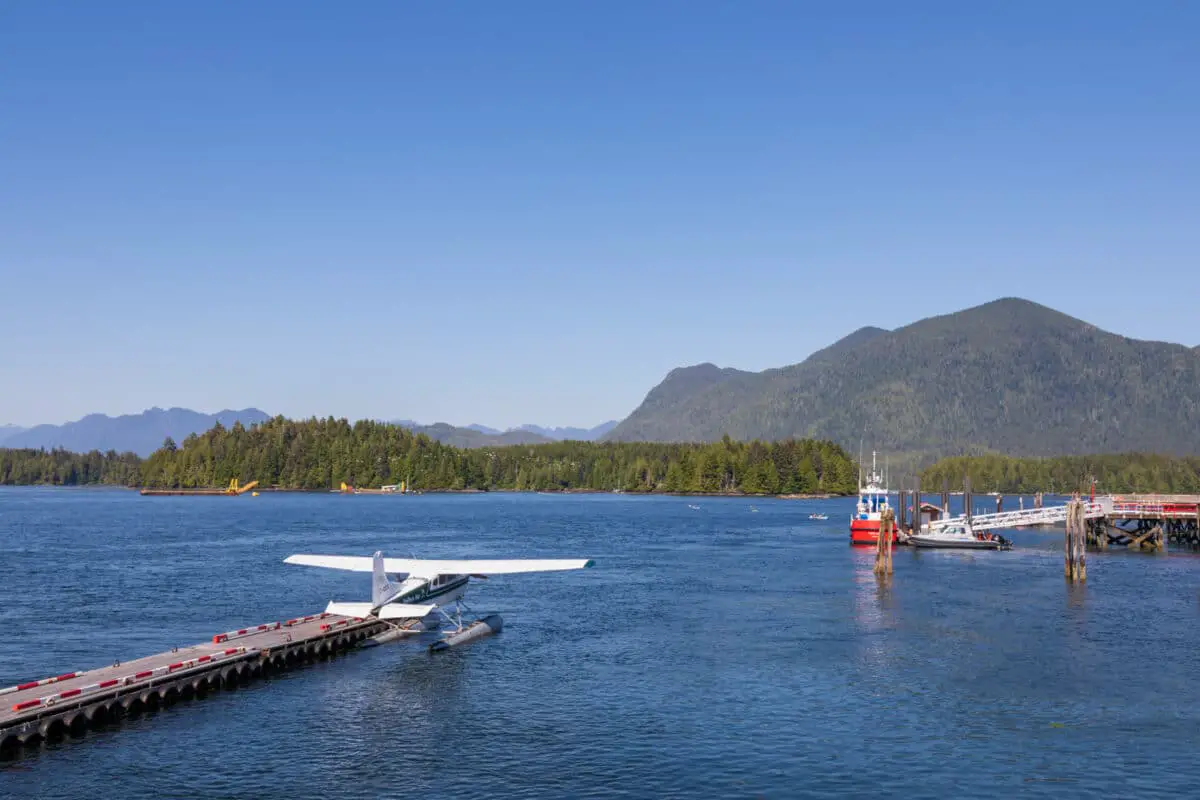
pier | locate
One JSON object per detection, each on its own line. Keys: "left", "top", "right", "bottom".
{"left": 1088, "top": 495, "right": 1200, "bottom": 549}
{"left": 0, "top": 610, "right": 389, "bottom": 755}
{"left": 909, "top": 491, "right": 1200, "bottom": 551}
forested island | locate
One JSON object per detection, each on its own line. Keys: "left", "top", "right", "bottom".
{"left": 920, "top": 454, "right": 1200, "bottom": 495}
{"left": 0, "top": 417, "right": 859, "bottom": 495}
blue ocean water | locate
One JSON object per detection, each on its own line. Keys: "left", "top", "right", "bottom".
{"left": 2, "top": 487, "right": 1199, "bottom": 799}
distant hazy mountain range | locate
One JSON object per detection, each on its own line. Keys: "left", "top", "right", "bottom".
{"left": 464, "top": 421, "right": 618, "bottom": 441}
{"left": 0, "top": 409, "right": 621, "bottom": 457}
{"left": 605, "top": 297, "right": 1200, "bottom": 458}
{"left": 2, "top": 407, "right": 270, "bottom": 457}
{"left": 400, "top": 423, "right": 552, "bottom": 447}
{"left": 389, "top": 420, "right": 618, "bottom": 448}
{"left": 0, "top": 425, "right": 28, "bottom": 446}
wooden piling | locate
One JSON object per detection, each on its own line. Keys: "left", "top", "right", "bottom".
{"left": 914, "top": 476, "right": 922, "bottom": 535}
{"left": 1065, "top": 495, "right": 1087, "bottom": 582}
{"left": 874, "top": 508, "right": 895, "bottom": 576}
{"left": 964, "top": 475, "right": 972, "bottom": 522}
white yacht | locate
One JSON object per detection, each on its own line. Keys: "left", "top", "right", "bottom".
{"left": 909, "top": 521, "right": 1012, "bottom": 550}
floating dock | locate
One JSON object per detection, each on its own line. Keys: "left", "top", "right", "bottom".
{"left": 0, "top": 611, "right": 387, "bottom": 755}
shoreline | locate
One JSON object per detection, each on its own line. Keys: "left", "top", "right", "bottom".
{"left": 2, "top": 484, "right": 843, "bottom": 500}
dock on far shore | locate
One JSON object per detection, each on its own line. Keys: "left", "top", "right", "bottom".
{"left": 140, "top": 478, "right": 259, "bottom": 496}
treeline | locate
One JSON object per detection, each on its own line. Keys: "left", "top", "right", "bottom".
{"left": 1, "top": 416, "right": 860, "bottom": 495}
{"left": 921, "top": 453, "right": 1200, "bottom": 495}
{"left": 0, "top": 448, "right": 142, "bottom": 486}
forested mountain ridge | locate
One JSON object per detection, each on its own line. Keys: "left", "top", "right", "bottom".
{"left": 605, "top": 298, "right": 1200, "bottom": 457}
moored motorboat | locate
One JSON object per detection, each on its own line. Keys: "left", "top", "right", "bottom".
{"left": 909, "top": 522, "right": 1012, "bottom": 550}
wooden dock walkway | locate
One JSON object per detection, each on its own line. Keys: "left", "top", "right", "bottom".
{"left": 1, "top": 611, "right": 389, "bottom": 754}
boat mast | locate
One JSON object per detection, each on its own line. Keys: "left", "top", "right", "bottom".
{"left": 858, "top": 439, "right": 864, "bottom": 493}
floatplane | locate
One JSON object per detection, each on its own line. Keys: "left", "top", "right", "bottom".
{"left": 284, "top": 551, "right": 594, "bottom": 651}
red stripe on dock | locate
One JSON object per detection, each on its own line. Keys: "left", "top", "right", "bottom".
{"left": 59, "top": 688, "right": 81, "bottom": 698}
{"left": 223, "top": 648, "right": 239, "bottom": 655}
{"left": 99, "top": 679, "right": 118, "bottom": 688}
{"left": 134, "top": 670, "right": 153, "bottom": 679}
{"left": 16, "top": 681, "right": 38, "bottom": 691}
{"left": 197, "top": 655, "right": 211, "bottom": 663}
{"left": 11, "top": 699, "right": 41, "bottom": 711}
{"left": 168, "top": 662, "right": 183, "bottom": 671}
{"left": 55, "top": 672, "right": 77, "bottom": 681}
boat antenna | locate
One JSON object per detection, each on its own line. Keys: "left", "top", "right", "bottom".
{"left": 858, "top": 438, "right": 863, "bottom": 489}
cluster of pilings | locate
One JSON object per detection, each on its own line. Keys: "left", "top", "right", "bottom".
{"left": 0, "top": 620, "right": 385, "bottom": 755}
{"left": 1086, "top": 518, "right": 1188, "bottom": 550}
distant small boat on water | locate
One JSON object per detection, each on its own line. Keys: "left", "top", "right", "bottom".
{"left": 688, "top": 504, "right": 701, "bottom": 510}
{"left": 809, "top": 513, "right": 829, "bottom": 521}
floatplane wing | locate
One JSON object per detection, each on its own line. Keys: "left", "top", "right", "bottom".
{"left": 284, "top": 550, "right": 594, "bottom": 650}
{"left": 284, "top": 554, "right": 594, "bottom": 575}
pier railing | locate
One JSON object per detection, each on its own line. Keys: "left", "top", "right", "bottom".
{"left": 927, "top": 503, "right": 1105, "bottom": 532}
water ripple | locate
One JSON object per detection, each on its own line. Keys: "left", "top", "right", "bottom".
{"left": 1, "top": 489, "right": 1197, "bottom": 798}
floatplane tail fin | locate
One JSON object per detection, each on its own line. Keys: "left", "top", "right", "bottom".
{"left": 371, "top": 550, "right": 408, "bottom": 607}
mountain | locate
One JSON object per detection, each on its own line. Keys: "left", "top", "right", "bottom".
{"left": 513, "top": 421, "right": 619, "bottom": 441}
{"left": 605, "top": 298, "right": 1200, "bottom": 459}
{"left": 399, "top": 420, "right": 617, "bottom": 444}
{"left": 403, "top": 423, "right": 552, "bottom": 448}
{"left": 4, "top": 407, "right": 270, "bottom": 457}
{"left": 0, "top": 425, "right": 27, "bottom": 446}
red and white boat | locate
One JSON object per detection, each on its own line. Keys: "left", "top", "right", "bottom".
{"left": 849, "top": 452, "right": 896, "bottom": 546}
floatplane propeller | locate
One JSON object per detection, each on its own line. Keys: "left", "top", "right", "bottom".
{"left": 283, "top": 550, "right": 594, "bottom": 651}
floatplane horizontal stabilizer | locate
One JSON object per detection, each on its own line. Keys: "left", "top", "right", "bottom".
{"left": 324, "top": 601, "right": 436, "bottom": 619}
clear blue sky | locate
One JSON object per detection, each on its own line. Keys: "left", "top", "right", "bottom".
{"left": 2, "top": 2, "right": 1197, "bottom": 429}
